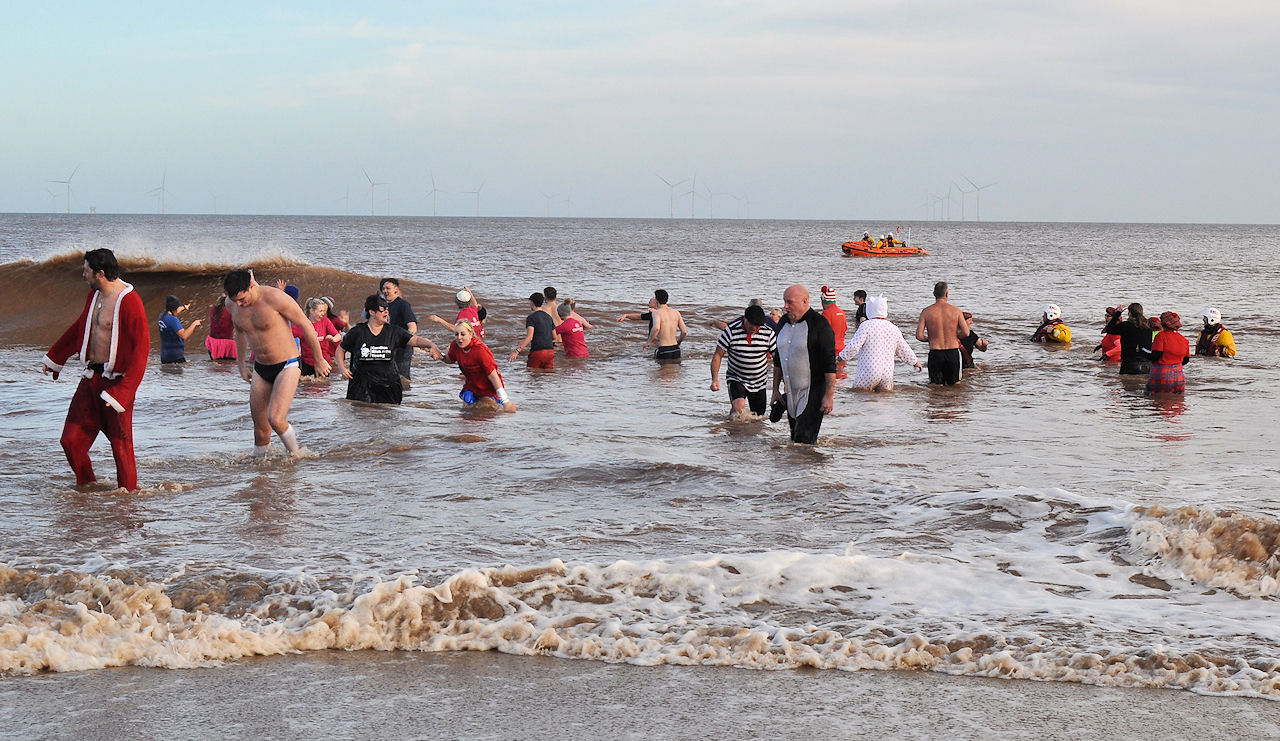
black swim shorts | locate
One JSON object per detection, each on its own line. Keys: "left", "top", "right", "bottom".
{"left": 927, "top": 348, "right": 962, "bottom": 385}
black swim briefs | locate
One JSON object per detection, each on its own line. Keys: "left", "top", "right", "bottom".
{"left": 254, "top": 357, "right": 300, "bottom": 384}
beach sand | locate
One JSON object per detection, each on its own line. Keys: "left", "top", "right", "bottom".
{"left": 3, "top": 651, "right": 1277, "bottom": 740}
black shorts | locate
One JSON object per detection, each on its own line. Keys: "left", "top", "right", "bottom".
{"left": 927, "top": 348, "right": 962, "bottom": 385}
{"left": 655, "top": 344, "right": 681, "bottom": 361}
{"left": 727, "top": 380, "right": 767, "bottom": 416}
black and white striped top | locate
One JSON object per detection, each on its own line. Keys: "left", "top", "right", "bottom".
{"left": 717, "top": 317, "right": 777, "bottom": 391}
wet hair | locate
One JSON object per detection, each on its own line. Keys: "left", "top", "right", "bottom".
{"left": 379, "top": 277, "right": 400, "bottom": 290}
{"left": 854, "top": 290, "right": 867, "bottom": 301}
{"left": 163, "top": 295, "right": 180, "bottom": 313}
{"left": 543, "top": 286, "right": 557, "bottom": 301}
{"left": 933, "top": 281, "right": 948, "bottom": 299}
{"left": 744, "top": 304, "right": 767, "bottom": 326}
{"left": 84, "top": 248, "right": 120, "bottom": 280}
{"left": 557, "top": 302, "right": 572, "bottom": 319}
{"left": 364, "top": 294, "right": 389, "bottom": 313}
{"left": 223, "top": 269, "right": 252, "bottom": 297}
{"left": 211, "top": 294, "right": 227, "bottom": 321}
{"left": 654, "top": 289, "right": 669, "bottom": 304}
{"left": 529, "top": 292, "right": 545, "bottom": 307}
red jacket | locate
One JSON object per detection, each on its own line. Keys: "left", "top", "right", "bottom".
{"left": 43, "top": 283, "right": 150, "bottom": 412}
{"left": 823, "top": 304, "right": 849, "bottom": 354}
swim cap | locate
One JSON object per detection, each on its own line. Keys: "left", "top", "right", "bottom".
{"left": 455, "top": 289, "right": 473, "bottom": 305}
{"left": 1202, "top": 307, "right": 1221, "bottom": 325}
{"left": 1042, "top": 304, "right": 1061, "bottom": 321}
{"left": 1160, "top": 311, "right": 1182, "bottom": 330}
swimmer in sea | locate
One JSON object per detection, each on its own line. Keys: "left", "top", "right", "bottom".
{"left": 915, "top": 281, "right": 968, "bottom": 385}
{"left": 440, "top": 320, "right": 516, "bottom": 412}
{"left": 224, "top": 268, "right": 329, "bottom": 457}
{"left": 644, "top": 289, "right": 688, "bottom": 362}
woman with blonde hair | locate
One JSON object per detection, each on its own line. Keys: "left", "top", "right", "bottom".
{"left": 439, "top": 320, "right": 515, "bottom": 412}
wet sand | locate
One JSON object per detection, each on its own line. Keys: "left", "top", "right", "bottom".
{"left": 3, "top": 652, "right": 1277, "bottom": 740}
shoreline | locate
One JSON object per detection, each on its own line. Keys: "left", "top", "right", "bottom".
{"left": 3, "top": 651, "right": 1277, "bottom": 740}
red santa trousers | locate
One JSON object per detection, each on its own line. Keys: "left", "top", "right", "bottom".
{"left": 60, "top": 373, "right": 137, "bottom": 491}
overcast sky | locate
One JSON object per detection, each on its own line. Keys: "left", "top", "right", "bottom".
{"left": 3, "top": 1, "right": 1278, "bottom": 222}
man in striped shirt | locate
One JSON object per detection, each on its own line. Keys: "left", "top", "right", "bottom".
{"left": 710, "top": 304, "right": 778, "bottom": 417}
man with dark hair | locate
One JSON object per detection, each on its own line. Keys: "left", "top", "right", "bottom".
{"left": 542, "top": 286, "right": 562, "bottom": 327}
{"left": 711, "top": 304, "right": 777, "bottom": 417}
{"left": 645, "top": 289, "right": 687, "bottom": 362}
{"left": 379, "top": 278, "right": 418, "bottom": 381}
{"left": 771, "top": 285, "right": 837, "bottom": 444}
{"left": 915, "top": 281, "right": 968, "bottom": 385}
{"left": 224, "top": 269, "right": 329, "bottom": 456}
{"left": 335, "top": 294, "right": 442, "bottom": 404}
{"left": 41, "top": 248, "right": 150, "bottom": 491}
{"left": 510, "top": 292, "right": 557, "bottom": 369}
{"left": 853, "top": 290, "right": 869, "bottom": 326}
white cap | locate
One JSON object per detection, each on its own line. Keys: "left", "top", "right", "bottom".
{"left": 1202, "top": 307, "right": 1221, "bottom": 325}
{"left": 455, "top": 289, "right": 473, "bottom": 305}
{"left": 1042, "top": 304, "right": 1061, "bottom": 321}
{"left": 867, "top": 295, "right": 889, "bottom": 319}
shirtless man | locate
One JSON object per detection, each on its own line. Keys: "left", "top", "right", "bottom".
{"left": 224, "top": 269, "right": 330, "bottom": 456}
{"left": 915, "top": 281, "right": 969, "bottom": 385}
{"left": 643, "top": 289, "right": 689, "bottom": 362}
{"left": 42, "top": 248, "right": 150, "bottom": 491}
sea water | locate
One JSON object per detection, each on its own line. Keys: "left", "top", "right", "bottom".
{"left": 1, "top": 215, "right": 1279, "bottom": 707}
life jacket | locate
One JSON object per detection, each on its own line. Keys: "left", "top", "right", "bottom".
{"left": 1033, "top": 319, "right": 1071, "bottom": 343}
{"left": 1196, "top": 325, "right": 1234, "bottom": 357}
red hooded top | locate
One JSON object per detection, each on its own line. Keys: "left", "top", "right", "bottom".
{"left": 43, "top": 283, "right": 150, "bottom": 412}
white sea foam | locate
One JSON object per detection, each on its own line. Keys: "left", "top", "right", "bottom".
{"left": 5, "top": 517, "right": 1280, "bottom": 698}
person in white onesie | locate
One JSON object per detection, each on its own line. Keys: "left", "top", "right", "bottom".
{"left": 837, "top": 295, "right": 923, "bottom": 391}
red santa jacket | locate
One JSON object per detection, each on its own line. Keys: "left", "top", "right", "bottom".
{"left": 43, "top": 283, "right": 150, "bottom": 412}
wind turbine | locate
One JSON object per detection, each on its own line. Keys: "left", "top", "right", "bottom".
{"left": 426, "top": 173, "right": 442, "bottom": 216}
{"left": 385, "top": 186, "right": 392, "bottom": 216}
{"left": 953, "top": 180, "right": 974, "bottom": 222}
{"left": 149, "top": 172, "right": 171, "bottom": 214}
{"left": 655, "top": 174, "right": 688, "bottom": 218}
{"left": 362, "top": 169, "right": 386, "bottom": 216}
{"left": 563, "top": 192, "right": 571, "bottom": 218}
{"left": 49, "top": 165, "right": 79, "bottom": 214}
{"left": 964, "top": 177, "right": 997, "bottom": 222}
{"left": 539, "top": 189, "right": 554, "bottom": 217}
{"left": 338, "top": 187, "right": 350, "bottom": 216}
{"left": 463, "top": 179, "right": 485, "bottom": 217}
{"left": 46, "top": 189, "right": 59, "bottom": 213}
{"left": 210, "top": 192, "right": 221, "bottom": 214}
{"left": 704, "top": 184, "right": 718, "bottom": 219}
{"left": 687, "top": 175, "right": 698, "bottom": 218}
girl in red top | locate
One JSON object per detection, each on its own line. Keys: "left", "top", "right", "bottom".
{"left": 440, "top": 320, "right": 516, "bottom": 412}
{"left": 293, "top": 298, "right": 343, "bottom": 376}
{"left": 1147, "top": 311, "right": 1190, "bottom": 394}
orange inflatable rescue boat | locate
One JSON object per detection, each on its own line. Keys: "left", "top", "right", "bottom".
{"left": 841, "top": 237, "right": 929, "bottom": 257}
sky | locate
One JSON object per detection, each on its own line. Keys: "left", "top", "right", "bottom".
{"left": 3, "top": 1, "right": 1278, "bottom": 222}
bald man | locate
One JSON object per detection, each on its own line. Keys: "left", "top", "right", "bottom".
{"left": 771, "top": 285, "right": 837, "bottom": 444}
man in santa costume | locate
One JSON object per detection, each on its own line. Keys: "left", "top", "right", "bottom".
{"left": 41, "top": 249, "right": 149, "bottom": 491}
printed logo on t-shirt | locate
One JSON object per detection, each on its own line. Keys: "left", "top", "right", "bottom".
{"left": 359, "top": 344, "right": 394, "bottom": 361}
